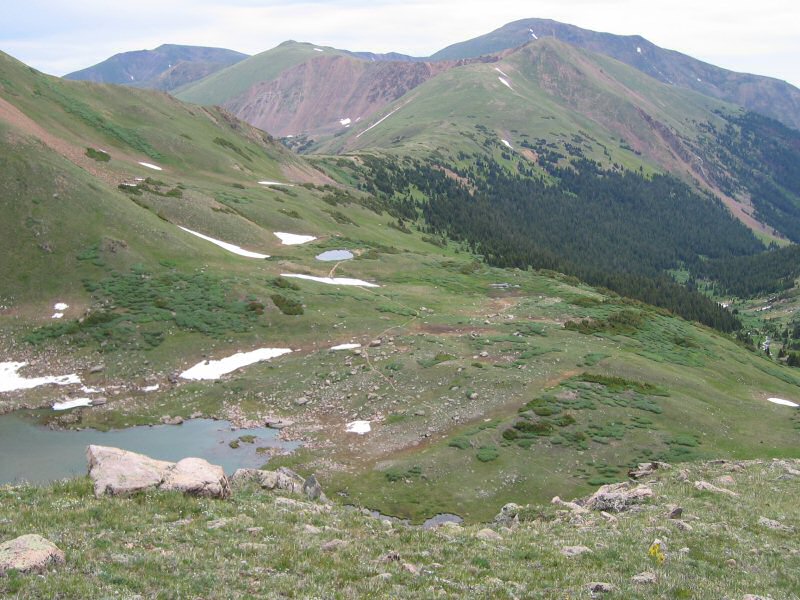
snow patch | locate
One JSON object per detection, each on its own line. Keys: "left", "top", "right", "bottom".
{"left": 0, "top": 362, "right": 81, "bottom": 393}
{"left": 330, "top": 343, "right": 361, "bottom": 351}
{"left": 81, "top": 386, "right": 102, "bottom": 394}
{"left": 501, "top": 139, "right": 513, "bottom": 150}
{"left": 258, "top": 180, "right": 294, "bottom": 187}
{"left": 637, "top": 47, "right": 642, "bottom": 54}
{"left": 494, "top": 67, "right": 509, "bottom": 78}
{"left": 53, "top": 398, "right": 92, "bottom": 411}
{"left": 498, "top": 77, "right": 513, "bottom": 90}
{"left": 141, "top": 384, "right": 160, "bottom": 392}
{"left": 178, "top": 226, "right": 269, "bottom": 259}
{"left": 346, "top": 420, "right": 371, "bottom": 434}
{"left": 138, "top": 162, "right": 163, "bottom": 171}
{"left": 356, "top": 105, "right": 403, "bottom": 138}
{"left": 697, "top": 77, "right": 702, "bottom": 82}
{"left": 767, "top": 397, "right": 799, "bottom": 408}
{"left": 180, "top": 348, "right": 292, "bottom": 381}
{"left": 54, "top": 303, "right": 69, "bottom": 311}
{"left": 281, "top": 274, "right": 379, "bottom": 288}
{"left": 314, "top": 48, "right": 324, "bottom": 52}
{"left": 51, "top": 313, "right": 64, "bottom": 320}
{"left": 339, "top": 118, "right": 351, "bottom": 126}
{"left": 274, "top": 232, "right": 316, "bottom": 245}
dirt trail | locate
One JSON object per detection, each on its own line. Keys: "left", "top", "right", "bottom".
{"left": 0, "top": 97, "right": 121, "bottom": 187}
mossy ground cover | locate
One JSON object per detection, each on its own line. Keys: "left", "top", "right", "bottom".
{"left": 0, "top": 460, "right": 797, "bottom": 598}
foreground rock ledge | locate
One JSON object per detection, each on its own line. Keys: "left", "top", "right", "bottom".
{"left": 87, "top": 445, "right": 229, "bottom": 499}
{"left": 0, "top": 534, "right": 65, "bottom": 575}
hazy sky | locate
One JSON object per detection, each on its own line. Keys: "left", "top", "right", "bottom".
{"left": 3, "top": 0, "right": 799, "bottom": 86}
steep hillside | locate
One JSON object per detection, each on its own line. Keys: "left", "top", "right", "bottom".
{"left": 174, "top": 41, "right": 351, "bottom": 106}
{"left": 431, "top": 18, "right": 800, "bottom": 131}
{"left": 316, "top": 39, "right": 800, "bottom": 243}
{"left": 64, "top": 44, "right": 248, "bottom": 92}
{"left": 224, "top": 55, "right": 451, "bottom": 138}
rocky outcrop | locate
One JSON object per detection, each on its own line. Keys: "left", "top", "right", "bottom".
{"left": 86, "top": 445, "right": 229, "bottom": 498}
{"left": 231, "top": 467, "right": 327, "bottom": 502}
{"left": 628, "top": 461, "right": 671, "bottom": 480}
{"left": 584, "top": 482, "right": 654, "bottom": 512}
{"left": 0, "top": 534, "right": 65, "bottom": 575}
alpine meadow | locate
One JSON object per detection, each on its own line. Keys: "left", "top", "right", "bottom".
{"left": 1, "top": 8, "right": 799, "bottom": 599}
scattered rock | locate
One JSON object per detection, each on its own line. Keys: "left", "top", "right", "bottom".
{"left": 672, "top": 520, "right": 693, "bottom": 532}
{"left": 715, "top": 475, "right": 736, "bottom": 486}
{"left": 676, "top": 469, "right": 690, "bottom": 482}
{"left": 552, "top": 496, "right": 589, "bottom": 514}
{"left": 294, "top": 397, "right": 309, "bottom": 406}
{"left": 758, "top": 516, "right": 792, "bottom": 532}
{"left": 631, "top": 571, "right": 657, "bottom": 584}
{"left": 668, "top": 506, "right": 683, "bottom": 519}
{"left": 88, "top": 364, "right": 104, "bottom": 374}
{"left": 402, "top": 562, "right": 419, "bottom": 575}
{"left": 726, "top": 558, "right": 737, "bottom": 567}
{"left": 369, "top": 339, "right": 382, "bottom": 348}
{"left": 694, "top": 481, "right": 738, "bottom": 497}
{"left": 321, "top": 539, "right": 347, "bottom": 552}
{"left": 304, "top": 524, "right": 321, "bottom": 534}
{"left": 494, "top": 503, "right": 522, "bottom": 526}
{"left": 584, "top": 482, "right": 654, "bottom": 512}
{"left": 587, "top": 582, "right": 614, "bottom": 593}
{"left": 0, "top": 534, "right": 65, "bottom": 575}
{"left": 628, "top": 461, "right": 671, "bottom": 479}
{"left": 378, "top": 551, "right": 401, "bottom": 563}
{"left": 743, "top": 595, "right": 773, "bottom": 600}
{"left": 238, "top": 543, "right": 269, "bottom": 552}
{"left": 159, "top": 415, "right": 184, "bottom": 426}
{"left": 91, "top": 397, "right": 108, "bottom": 406}
{"left": 479, "top": 351, "right": 489, "bottom": 358}
{"left": 476, "top": 528, "right": 502, "bottom": 542}
{"left": 231, "top": 467, "right": 325, "bottom": 501}
{"left": 598, "top": 511, "right": 618, "bottom": 525}
{"left": 561, "top": 545, "right": 592, "bottom": 558}
{"left": 265, "top": 419, "right": 294, "bottom": 429}
{"left": 207, "top": 515, "right": 254, "bottom": 530}
{"left": 302, "top": 475, "right": 324, "bottom": 501}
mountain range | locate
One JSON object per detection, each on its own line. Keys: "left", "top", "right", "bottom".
{"left": 64, "top": 44, "right": 249, "bottom": 92}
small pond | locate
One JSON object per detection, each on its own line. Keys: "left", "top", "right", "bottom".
{"left": 315, "top": 250, "right": 354, "bottom": 262}
{"left": 0, "top": 412, "right": 300, "bottom": 485}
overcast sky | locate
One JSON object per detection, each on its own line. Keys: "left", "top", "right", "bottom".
{"left": 2, "top": 0, "right": 798, "bottom": 86}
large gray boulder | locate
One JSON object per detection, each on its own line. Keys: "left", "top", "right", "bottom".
{"left": 0, "top": 534, "right": 65, "bottom": 575}
{"left": 87, "top": 445, "right": 172, "bottom": 497}
{"left": 86, "top": 445, "right": 229, "bottom": 498}
{"left": 161, "top": 457, "right": 230, "bottom": 498}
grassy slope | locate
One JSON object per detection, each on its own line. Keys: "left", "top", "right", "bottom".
{"left": 174, "top": 42, "right": 351, "bottom": 106}
{"left": 320, "top": 39, "right": 731, "bottom": 168}
{"left": 1, "top": 459, "right": 798, "bottom": 598}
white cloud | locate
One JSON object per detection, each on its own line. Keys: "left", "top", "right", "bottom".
{"left": 1, "top": 0, "right": 798, "bottom": 86}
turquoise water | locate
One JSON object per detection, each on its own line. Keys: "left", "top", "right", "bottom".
{"left": 0, "top": 413, "right": 299, "bottom": 485}
{"left": 315, "top": 250, "right": 354, "bottom": 261}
